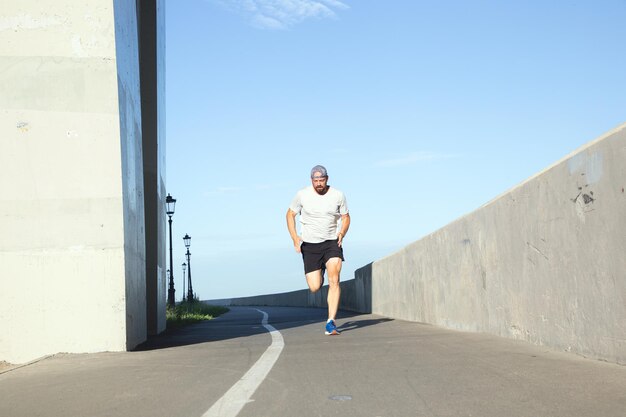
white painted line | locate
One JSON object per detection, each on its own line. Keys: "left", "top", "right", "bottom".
{"left": 202, "top": 309, "right": 284, "bottom": 417}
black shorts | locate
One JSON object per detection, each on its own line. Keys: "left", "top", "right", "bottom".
{"left": 301, "top": 239, "right": 344, "bottom": 274}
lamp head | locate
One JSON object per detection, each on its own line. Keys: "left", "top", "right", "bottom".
{"left": 165, "top": 194, "right": 176, "bottom": 216}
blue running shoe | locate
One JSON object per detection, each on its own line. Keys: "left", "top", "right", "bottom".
{"left": 325, "top": 320, "right": 340, "bottom": 335}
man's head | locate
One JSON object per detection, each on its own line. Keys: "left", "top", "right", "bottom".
{"left": 310, "top": 165, "right": 329, "bottom": 195}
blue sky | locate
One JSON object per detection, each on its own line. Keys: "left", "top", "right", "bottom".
{"left": 165, "top": 0, "right": 626, "bottom": 300}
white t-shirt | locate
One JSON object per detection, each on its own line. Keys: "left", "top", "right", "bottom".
{"left": 289, "top": 186, "right": 349, "bottom": 243}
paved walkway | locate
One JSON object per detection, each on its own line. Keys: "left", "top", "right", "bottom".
{"left": 1, "top": 306, "right": 625, "bottom": 417}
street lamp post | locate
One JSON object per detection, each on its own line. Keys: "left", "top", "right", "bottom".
{"left": 183, "top": 234, "right": 194, "bottom": 302}
{"left": 166, "top": 269, "right": 170, "bottom": 298}
{"left": 166, "top": 194, "right": 177, "bottom": 307}
{"left": 181, "top": 262, "right": 187, "bottom": 303}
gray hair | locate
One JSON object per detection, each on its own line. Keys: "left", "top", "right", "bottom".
{"left": 310, "top": 165, "right": 328, "bottom": 178}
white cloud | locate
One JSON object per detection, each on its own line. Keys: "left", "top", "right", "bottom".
{"left": 214, "top": 0, "right": 349, "bottom": 29}
{"left": 375, "top": 152, "right": 459, "bottom": 168}
{"left": 255, "top": 183, "right": 286, "bottom": 190}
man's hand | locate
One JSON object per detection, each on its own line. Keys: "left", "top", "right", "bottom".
{"left": 337, "top": 213, "right": 350, "bottom": 248}
{"left": 286, "top": 209, "right": 302, "bottom": 253}
{"left": 293, "top": 236, "right": 303, "bottom": 253}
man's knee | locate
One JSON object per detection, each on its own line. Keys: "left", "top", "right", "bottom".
{"left": 328, "top": 279, "right": 340, "bottom": 290}
{"left": 306, "top": 270, "right": 323, "bottom": 292}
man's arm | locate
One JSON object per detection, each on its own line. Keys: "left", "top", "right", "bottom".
{"left": 337, "top": 213, "right": 351, "bottom": 247}
{"left": 286, "top": 208, "right": 302, "bottom": 253}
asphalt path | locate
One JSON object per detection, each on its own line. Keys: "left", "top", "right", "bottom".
{"left": 1, "top": 306, "right": 625, "bottom": 417}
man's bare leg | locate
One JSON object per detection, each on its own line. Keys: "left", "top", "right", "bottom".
{"left": 325, "top": 257, "right": 342, "bottom": 320}
{"left": 305, "top": 269, "right": 323, "bottom": 293}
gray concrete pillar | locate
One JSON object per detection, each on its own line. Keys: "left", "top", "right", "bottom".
{"left": 138, "top": 0, "right": 166, "bottom": 336}
{"left": 0, "top": 0, "right": 164, "bottom": 364}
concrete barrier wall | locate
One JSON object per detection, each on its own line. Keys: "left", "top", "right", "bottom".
{"left": 208, "top": 277, "right": 367, "bottom": 312}
{"left": 0, "top": 1, "right": 150, "bottom": 364}
{"left": 208, "top": 123, "right": 626, "bottom": 365}
{"left": 369, "top": 123, "right": 626, "bottom": 364}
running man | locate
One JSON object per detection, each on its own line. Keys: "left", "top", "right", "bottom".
{"left": 286, "top": 165, "right": 350, "bottom": 335}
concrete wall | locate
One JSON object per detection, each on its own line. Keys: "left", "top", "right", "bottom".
{"left": 0, "top": 1, "right": 162, "bottom": 364}
{"left": 209, "top": 264, "right": 372, "bottom": 314}
{"left": 139, "top": 0, "right": 167, "bottom": 336}
{"left": 208, "top": 123, "right": 626, "bottom": 365}
{"left": 368, "top": 123, "right": 626, "bottom": 364}
{"left": 114, "top": 0, "right": 147, "bottom": 354}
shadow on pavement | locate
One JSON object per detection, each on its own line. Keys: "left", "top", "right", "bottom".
{"left": 135, "top": 306, "right": 391, "bottom": 352}
{"left": 337, "top": 317, "right": 394, "bottom": 333}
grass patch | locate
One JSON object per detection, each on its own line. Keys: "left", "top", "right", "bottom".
{"left": 166, "top": 300, "right": 229, "bottom": 330}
